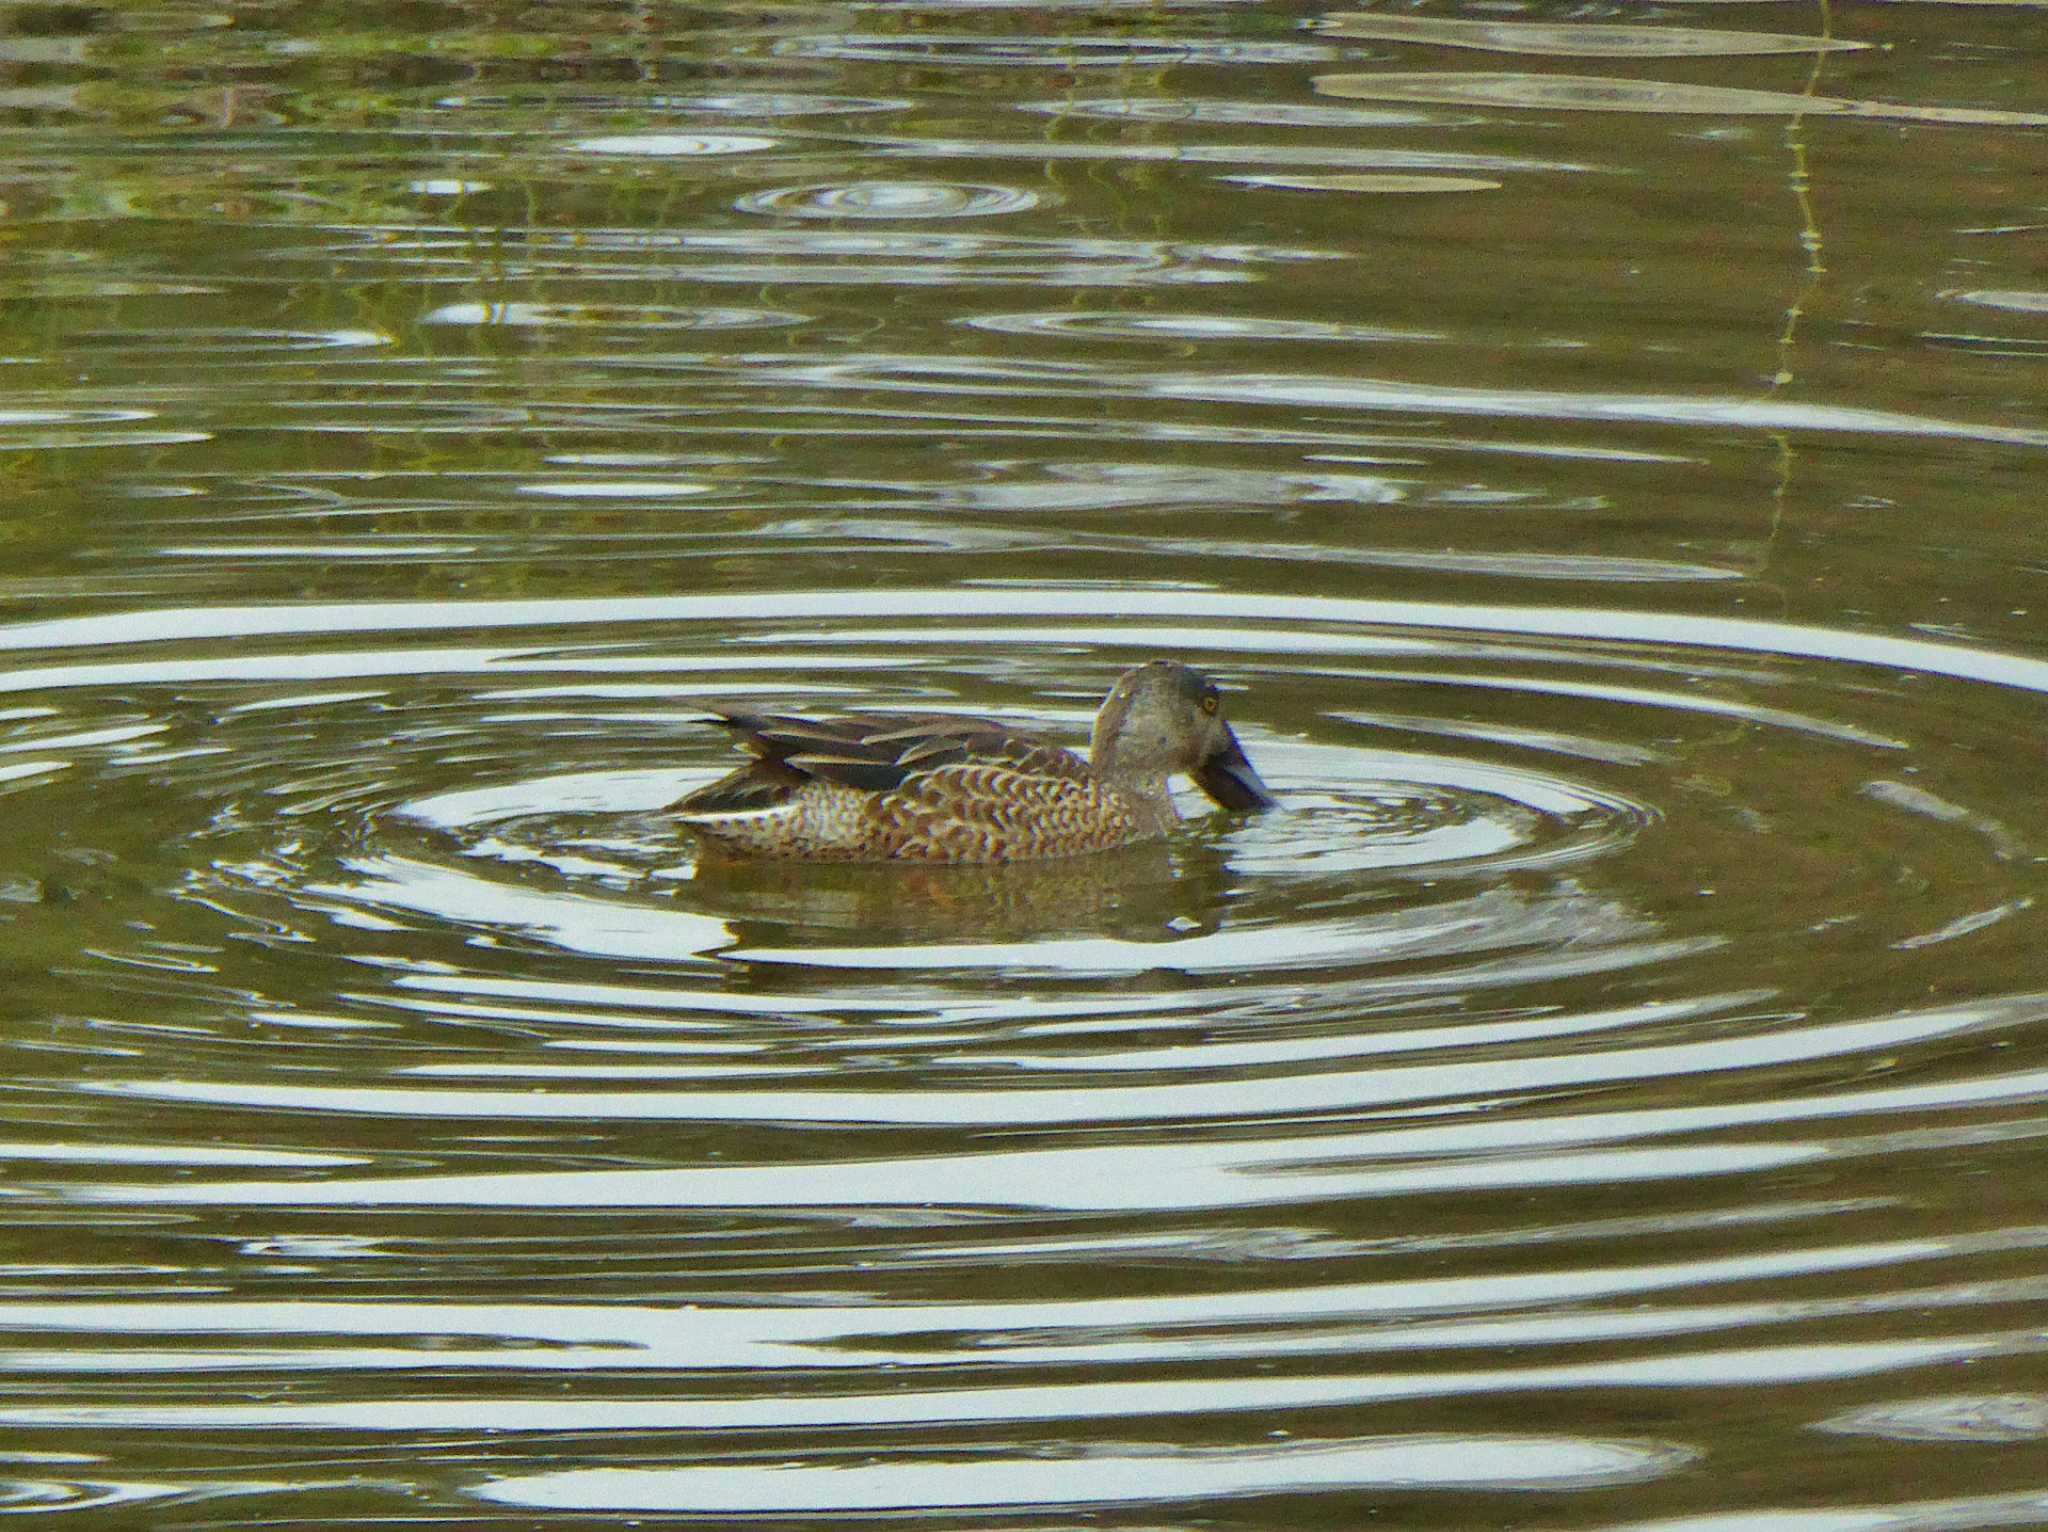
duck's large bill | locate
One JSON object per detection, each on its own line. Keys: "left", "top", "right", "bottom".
{"left": 1194, "top": 726, "right": 1278, "bottom": 812}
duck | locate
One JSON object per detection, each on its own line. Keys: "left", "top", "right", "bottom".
{"left": 672, "top": 659, "right": 1276, "bottom": 863}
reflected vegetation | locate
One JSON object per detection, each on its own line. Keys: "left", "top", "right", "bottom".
{"left": 1, "top": 0, "right": 2047, "bottom": 1528}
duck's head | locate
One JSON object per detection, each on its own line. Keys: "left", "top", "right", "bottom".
{"left": 1090, "top": 660, "right": 1278, "bottom": 812}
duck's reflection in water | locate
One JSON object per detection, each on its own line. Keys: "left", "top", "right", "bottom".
{"left": 681, "top": 833, "right": 1236, "bottom": 955}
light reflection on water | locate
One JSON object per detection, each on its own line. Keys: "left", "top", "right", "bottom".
{"left": 1, "top": 0, "right": 2047, "bottom": 1526}
{"left": 475, "top": 1438, "right": 1695, "bottom": 1511}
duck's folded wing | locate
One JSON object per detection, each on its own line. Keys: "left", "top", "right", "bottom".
{"left": 710, "top": 711, "right": 1087, "bottom": 793}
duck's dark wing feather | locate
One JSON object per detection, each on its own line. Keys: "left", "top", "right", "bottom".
{"left": 703, "top": 710, "right": 1090, "bottom": 797}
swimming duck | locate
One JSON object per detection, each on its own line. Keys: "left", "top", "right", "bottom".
{"left": 673, "top": 660, "right": 1276, "bottom": 862}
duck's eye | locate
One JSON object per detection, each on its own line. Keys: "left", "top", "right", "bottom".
{"left": 1200, "top": 693, "right": 1219, "bottom": 715}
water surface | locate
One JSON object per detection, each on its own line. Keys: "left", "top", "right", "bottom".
{"left": 2, "top": 2, "right": 2047, "bottom": 1525}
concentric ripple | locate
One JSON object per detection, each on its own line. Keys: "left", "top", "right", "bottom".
{"left": 4, "top": 549, "right": 2047, "bottom": 1521}
{"left": 2, "top": 590, "right": 2041, "bottom": 1102}
{"left": 564, "top": 132, "right": 779, "bottom": 156}
{"left": 475, "top": 1435, "right": 1694, "bottom": 1512}
{"left": 736, "top": 180, "right": 1043, "bottom": 219}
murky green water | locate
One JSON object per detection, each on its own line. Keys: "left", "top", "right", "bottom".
{"left": 2, "top": 1, "right": 2047, "bottom": 1524}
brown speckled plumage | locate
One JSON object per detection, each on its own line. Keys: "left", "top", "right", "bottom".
{"left": 672, "top": 661, "right": 1276, "bottom": 863}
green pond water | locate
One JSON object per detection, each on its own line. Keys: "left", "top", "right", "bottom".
{"left": 1, "top": 1, "right": 2046, "bottom": 1525}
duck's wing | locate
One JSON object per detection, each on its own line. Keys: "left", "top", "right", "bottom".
{"left": 703, "top": 710, "right": 1090, "bottom": 796}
